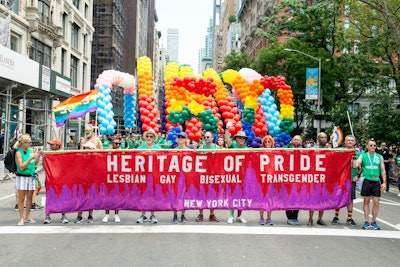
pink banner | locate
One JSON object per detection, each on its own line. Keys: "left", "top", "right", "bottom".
{"left": 44, "top": 149, "right": 353, "bottom": 214}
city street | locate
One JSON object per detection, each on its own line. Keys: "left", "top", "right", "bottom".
{"left": 1, "top": 171, "right": 399, "bottom": 267}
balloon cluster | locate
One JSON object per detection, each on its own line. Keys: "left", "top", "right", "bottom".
{"left": 260, "top": 75, "right": 295, "bottom": 138}
{"left": 186, "top": 117, "right": 202, "bottom": 142}
{"left": 259, "top": 89, "right": 281, "bottom": 136}
{"left": 137, "top": 56, "right": 158, "bottom": 133}
{"left": 95, "top": 70, "right": 136, "bottom": 134}
{"left": 252, "top": 103, "right": 268, "bottom": 137}
{"left": 167, "top": 126, "right": 182, "bottom": 146}
{"left": 171, "top": 77, "right": 216, "bottom": 97}
{"left": 96, "top": 83, "right": 116, "bottom": 135}
{"left": 123, "top": 92, "right": 136, "bottom": 129}
{"left": 274, "top": 132, "right": 292, "bottom": 147}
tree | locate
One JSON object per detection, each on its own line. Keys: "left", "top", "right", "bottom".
{"left": 222, "top": 50, "right": 253, "bottom": 71}
{"left": 348, "top": 0, "right": 400, "bottom": 101}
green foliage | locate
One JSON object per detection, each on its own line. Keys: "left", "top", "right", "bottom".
{"left": 222, "top": 50, "right": 253, "bottom": 71}
{"left": 228, "top": 14, "right": 236, "bottom": 24}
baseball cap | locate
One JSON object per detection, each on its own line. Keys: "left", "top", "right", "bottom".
{"left": 47, "top": 138, "right": 62, "bottom": 146}
{"left": 177, "top": 132, "right": 188, "bottom": 138}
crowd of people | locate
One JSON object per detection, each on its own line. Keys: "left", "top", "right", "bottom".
{"left": 12, "top": 125, "right": 400, "bottom": 230}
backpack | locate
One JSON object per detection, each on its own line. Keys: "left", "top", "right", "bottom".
{"left": 4, "top": 148, "right": 17, "bottom": 173}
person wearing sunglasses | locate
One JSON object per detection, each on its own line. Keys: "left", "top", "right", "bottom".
{"left": 258, "top": 135, "right": 275, "bottom": 226}
{"left": 136, "top": 129, "right": 162, "bottom": 224}
{"left": 353, "top": 138, "right": 387, "bottom": 230}
{"left": 102, "top": 138, "right": 122, "bottom": 223}
{"left": 14, "top": 134, "right": 41, "bottom": 226}
{"left": 196, "top": 131, "right": 220, "bottom": 223}
{"left": 172, "top": 132, "right": 190, "bottom": 223}
{"left": 224, "top": 123, "right": 248, "bottom": 224}
{"left": 44, "top": 138, "right": 69, "bottom": 224}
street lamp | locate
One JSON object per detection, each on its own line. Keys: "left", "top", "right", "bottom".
{"left": 284, "top": 48, "right": 322, "bottom": 134}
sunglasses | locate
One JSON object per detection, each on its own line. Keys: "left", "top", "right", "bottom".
{"left": 236, "top": 137, "right": 246, "bottom": 140}
{"left": 204, "top": 136, "right": 211, "bottom": 139}
{"left": 177, "top": 136, "right": 186, "bottom": 139}
{"left": 114, "top": 142, "right": 121, "bottom": 145}
{"left": 24, "top": 141, "right": 32, "bottom": 144}
{"left": 369, "top": 144, "right": 376, "bottom": 147}
{"left": 146, "top": 135, "right": 155, "bottom": 138}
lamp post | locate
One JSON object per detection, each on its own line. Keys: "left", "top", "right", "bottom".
{"left": 284, "top": 48, "right": 322, "bottom": 134}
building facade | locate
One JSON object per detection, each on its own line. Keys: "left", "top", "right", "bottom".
{"left": 0, "top": 0, "right": 94, "bottom": 157}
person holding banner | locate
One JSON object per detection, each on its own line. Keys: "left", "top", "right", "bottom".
{"left": 353, "top": 138, "right": 387, "bottom": 230}
{"left": 331, "top": 135, "right": 361, "bottom": 227}
{"left": 259, "top": 135, "right": 275, "bottom": 226}
{"left": 225, "top": 125, "right": 247, "bottom": 224}
{"left": 195, "top": 131, "right": 220, "bottom": 223}
{"left": 74, "top": 142, "right": 96, "bottom": 223}
{"left": 308, "top": 132, "right": 331, "bottom": 226}
{"left": 102, "top": 138, "right": 122, "bottom": 223}
{"left": 136, "top": 129, "right": 162, "bottom": 224}
{"left": 172, "top": 132, "right": 189, "bottom": 223}
{"left": 285, "top": 135, "right": 302, "bottom": 226}
{"left": 44, "top": 139, "right": 69, "bottom": 224}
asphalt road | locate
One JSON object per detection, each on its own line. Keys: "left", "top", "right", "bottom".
{"left": 1, "top": 171, "right": 399, "bottom": 267}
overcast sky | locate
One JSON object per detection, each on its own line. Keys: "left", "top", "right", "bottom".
{"left": 155, "top": 0, "right": 214, "bottom": 74}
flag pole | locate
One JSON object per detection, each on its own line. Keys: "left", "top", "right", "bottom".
{"left": 347, "top": 111, "right": 354, "bottom": 137}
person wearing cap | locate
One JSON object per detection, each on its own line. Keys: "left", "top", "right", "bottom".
{"left": 136, "top": 129, "right": 162, "bottom": 224}
{"left": 258, "top": 135, "right": 275, "bottom": 226}
{"left": 44, "top": 139, "right": 69, "bottom": 224}
{"left": 225, "top": 122, "right": 247, "bottom": 224}
{"left": 196, "top": 131, "right": 220, "bottom": 223}
{"left": 102, "top": 138, "right": 122, "bottom": 223}
{"left": 171, "top": 132, "right": 190, "bottom": 223}
{"left": 81, "top": 125, "right": 102, "bottom": 150}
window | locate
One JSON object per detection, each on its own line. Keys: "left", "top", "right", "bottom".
{"left": 10, "top": 35, "right": 18, "bottom": 52}
{"left": 85, "top": 3, "right": 89, "bottom": 18}
{"left": 62, "top": 13, "right": 67, "bottom": 36}
{"left": 70, "top": 55, "right": 78, "bottom": 88}
{"left": 71, "top": 23, "right": 79, "bottom": 49}
{"left": 83, "top": 34, "right": 87, "bottom": 56}
{"left": 82, "top": 63, "right": 86, "bottom": 89}
{"left": 73, "top": 0, "right": 79, "bottom": 10}
{"left": 38, "top": 0, "right": 50, "bottom": 24}
{"left": 61, "top": 48, "right": 66, "bottom": 75}
{"left": 30, "top": 38, "right": 51, "bottom": 67}
{"left": 1, "top": 0, "right": 17, "bottom": 13}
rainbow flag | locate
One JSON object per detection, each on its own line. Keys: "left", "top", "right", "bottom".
{"left": 54, "top": 90, "right": 98, "bottom": 127}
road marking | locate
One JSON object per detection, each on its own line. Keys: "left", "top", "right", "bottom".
{"left": 0, "top": 225, "right": 399, "bottom": 239}
{"left": 353, "top": 207, "right": 400, "bottom": 230}
{"left": 0, "top": 193, "right": 15, "bottom": 201}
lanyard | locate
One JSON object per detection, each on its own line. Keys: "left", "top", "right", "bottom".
{"left": 367, "top": 153, "right": 376, "bottom": 168}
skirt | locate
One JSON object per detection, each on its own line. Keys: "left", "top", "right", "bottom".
{"left": 15, "top": 175, "right": 36, "bottom": 191}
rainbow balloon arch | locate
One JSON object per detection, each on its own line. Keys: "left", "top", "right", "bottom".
{"left": 93, "top": 56, "right": 295, "bottom": 147}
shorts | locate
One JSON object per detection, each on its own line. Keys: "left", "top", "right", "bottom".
{"left": 361, "top": 179, "right": 381, "bottom": 197}
{"left": 351, "top": 181, "right": 356, "bottom": 200}
{"left": 15, "top": 175, "right": 36, "bottom": 191}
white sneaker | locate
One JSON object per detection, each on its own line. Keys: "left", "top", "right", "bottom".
{"left": 227, "top": 216, "right": 234, "bottom": 224}
{"left": 102, "top": 215, "right": 109, "bottom": 223}
{"left": 60, "top": 215, "right": 69, "bottom": 224}
{"left": 150, "top": 215, "right": 158, "bottom": 224}
{"left": 237, "top": 216, "right": 247, "bottom": 224}
{"left": 114, "top": 215, "right": 120, "bottom": 223}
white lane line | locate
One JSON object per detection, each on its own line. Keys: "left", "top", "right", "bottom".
{"left": 353, "top": 207, "right": 400, "bottom": 230}
{"left": 0, "top": 193, "right": 15, "bottom": 201}
{"left": 0, "top": 225, "right": 399, "bottom": 239}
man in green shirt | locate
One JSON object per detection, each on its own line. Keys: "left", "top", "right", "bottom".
{"left": 353, "top": 138, "right": 387, "bottom": 230}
